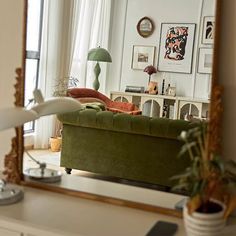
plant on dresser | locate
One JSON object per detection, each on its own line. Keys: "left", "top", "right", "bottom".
{"left": 172, "top": 124, "right": 236, "bottom": 236}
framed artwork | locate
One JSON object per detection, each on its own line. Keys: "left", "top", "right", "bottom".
{"left": 198, "top": 48, "right": 213, "bottom": 74}
{"left": 166, "top": 86, "right": 176, "bottom": 97}
{"left": 147, "top": 81, "right": 158, "bottom": 94}
{"left": 158, "top": 23, "right": 196, "bottom": 74}
{"left": 202, "top": 16, "right": 215, "bottom": 44}
{"left": 131, "top": 45, "right": 155, "bottom": 70}
{"left": 136, "top": 17, "right": 154, "bottom": 38}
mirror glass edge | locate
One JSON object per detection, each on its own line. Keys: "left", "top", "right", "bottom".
{"left": 8, "top": 0, "right": 222, "bottom": 217}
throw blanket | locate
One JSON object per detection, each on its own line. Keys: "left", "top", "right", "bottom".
{"left": 82, "top": 102, "right": 106, "bottom": 112}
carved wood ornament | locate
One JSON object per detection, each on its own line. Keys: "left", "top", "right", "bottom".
{"left": 3, "top": 0, "right": 27, "bottom": 184}
{"left": 3, "top": 69, "right": 24, "bottom": 184}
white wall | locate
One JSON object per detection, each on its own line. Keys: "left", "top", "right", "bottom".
{"left": 108, "top": 0, "right": 215, "bottom": 99}
{"left": 0, "top": 0, "right": 24, "bottom": 170}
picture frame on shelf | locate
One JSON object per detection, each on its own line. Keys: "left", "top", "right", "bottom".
{"left": 202, "top": 16, "right": 215, "bottom": 44}
{"left": 158, "top": 23, "right": 196, "bottom": 74}
{"left": 136, "top": 17, "right": 154, "bottom": 38}
{"left": 131, "top": 45, "right": 155, "bottom": 70}
{"left": 198, "top": 48, "right": 213, "bottom": 74}
{"left": 166, "top": 86, "right": 176, "bottom": 97}
{"left": 147, "top": 81, "right": 158, "bottom": 94}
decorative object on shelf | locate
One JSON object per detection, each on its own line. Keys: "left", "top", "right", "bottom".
{"left": 162, "top": 105, "right": 168, "bottom": 118}
{"left": 131, "top": 45, "right": 155, "bottom": 70}
{"left": 125, "top": 85, "right": 145, "bottom": 93}
{"left": 147, "top": 81, "right": 158, "bottom": 95}
{"left": 144, "top": 65, "right": 157, "bottom": 84}
{"left": 158, "top": 23, "right": 196, "bottom": 73}
{"left": 172, "top": 125, "right": 236, "bottom": 235}
{"left": 136, "top": 16, "right": 154, "bottom": 38}
{"left": 87, "top": 46, "right": 112, "bottom": 91}
{"left": 198, "top": 48, "right": 213, "bottom": 74}
{"left": 166, "top": 85, "right": 176, "bottom": 97}
{"left": 161, "top": 79, "right": 165, "bottom": 95}
{"left": 202, "top": 16, "right": 215, "bottom": 44}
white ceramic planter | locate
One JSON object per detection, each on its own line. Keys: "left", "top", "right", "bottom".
{"left": 183, "top": 200, "right": 226, "bottom": 236}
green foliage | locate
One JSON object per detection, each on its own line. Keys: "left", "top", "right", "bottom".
{"left": 53, "top": 76, "right": 79, "bottom": 97}
{"left": 172, "top": 123, "right": 236, "bottom": 216}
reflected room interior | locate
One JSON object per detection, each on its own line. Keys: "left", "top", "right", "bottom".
{"left": 22, "top": 0, "right": 217, "bottom": 213}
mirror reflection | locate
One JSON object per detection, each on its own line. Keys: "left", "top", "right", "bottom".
{"left": 23, "top": 0, "right": 217, "bottom": 211}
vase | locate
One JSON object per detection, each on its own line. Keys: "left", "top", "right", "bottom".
{"left": 49, "top": 137, "right": 62, "bottom": 152}
{"left": 183, "top": 199, "right": 226, "bottom": 236}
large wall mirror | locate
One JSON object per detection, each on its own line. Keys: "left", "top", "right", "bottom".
{"left": 5, "top": 0, "right": 222, "bottom": 217}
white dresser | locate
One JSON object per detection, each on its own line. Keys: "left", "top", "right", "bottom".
{"left": 110, "top": 91, "right": 210, "bottom": 120}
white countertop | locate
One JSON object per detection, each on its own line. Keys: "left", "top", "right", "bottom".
{"left": 0, "top": 185, "right": 187, "bottom": 236}
{"left": 0, "top": 184, "right": 235, "bottom": 236}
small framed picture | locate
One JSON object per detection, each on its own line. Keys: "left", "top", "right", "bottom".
{"left": 131, "top": 45, "right": 155, "bottom": 70}
{"left": 202, "top": 16, "right": 215, "bottom": 44}
{"left": 158, "top": 23, "right": 196, "bottom": 74}
{"left": 147, "top": 81, "right": 158, "bottom": 94}
{"left": 136, "top": 17, "right": 154, "bottom": 38}
{"left": 198, "top": 48, "right": 213, "bottom": 74}
{"left": 166, "top": 86, "right": 176, "bottom": 97}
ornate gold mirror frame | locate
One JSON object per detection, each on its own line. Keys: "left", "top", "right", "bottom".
{"left": 4, "top": 0, "right": 223, "bottom": 218}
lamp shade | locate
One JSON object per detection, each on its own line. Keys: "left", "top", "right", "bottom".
{"left": 87, "top": 47, "right": 112, "bottom": 62}
{"left": 31, "top": 97, "right": 82, "bottom": 117}
{"left": 0, "top": 107, "right": 38, "bottom": 131}
{"left": 144, "top": 65, "right": 157, "bottom": 75}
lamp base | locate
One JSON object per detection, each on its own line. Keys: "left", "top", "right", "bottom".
{"left": 24, "top": 168, "right": 62, "bottom": 183}
{"left": 0, "top": 181, "right": 24, "bottom": 205}
{"left": 93, "top": 62, "right": 101, "bottom": 91}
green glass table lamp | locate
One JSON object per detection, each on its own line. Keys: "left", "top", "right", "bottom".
{"left": 87, "top": 46, "right": 112, "bottom": 91}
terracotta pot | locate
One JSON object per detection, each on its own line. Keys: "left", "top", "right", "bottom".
{"left": 49, "top": 137, "right": 62, "bottom": 152}
{"left": 183, "top": 200, "right": 226, "bottom": 236}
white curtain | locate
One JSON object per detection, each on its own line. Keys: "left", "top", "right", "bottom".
{"left": 34, "top": 0, "right": 53, "bottom": 149}
{"left": 34, "top": 0, "right": 111, "bottom": 148}
{"left": 70, "top": 0, "right": 112, "bottom": 93}
{"left": 34, "top": 0, "right": 80, "bottom": 148}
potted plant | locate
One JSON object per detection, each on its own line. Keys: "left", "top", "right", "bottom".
{"left": 172, "top": 124, "right": 236, "bottom": 235}
{"left": 50, "top": 76, "right": 79, "bottom": 152}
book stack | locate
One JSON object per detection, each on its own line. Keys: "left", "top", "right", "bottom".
{"left": 125, "top": 86, "right": 145, "bottom": 93}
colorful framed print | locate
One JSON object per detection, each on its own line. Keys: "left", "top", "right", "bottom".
{"left": 198, "top": 48, "right": 213, "bottom": 74}
{"left": 158, "top": 23, "right": 196, "bottom": 74}
{"left": 131, "top": 45, "right": 155, "bottom": 70}
{"left": 202, "top": 16, "right": 215, "bottom": 44}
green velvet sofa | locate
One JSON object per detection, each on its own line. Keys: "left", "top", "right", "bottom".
{"left": 58, "top": 110, "right": 197, "bottom": 188}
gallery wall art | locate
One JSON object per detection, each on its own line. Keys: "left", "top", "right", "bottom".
{"left": 158, "top": 23, "right": 196, "bottom": 74}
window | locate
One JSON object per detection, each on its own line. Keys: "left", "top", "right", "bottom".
{"left": 24, "top": 0, "right": 44, "bottom": 133}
